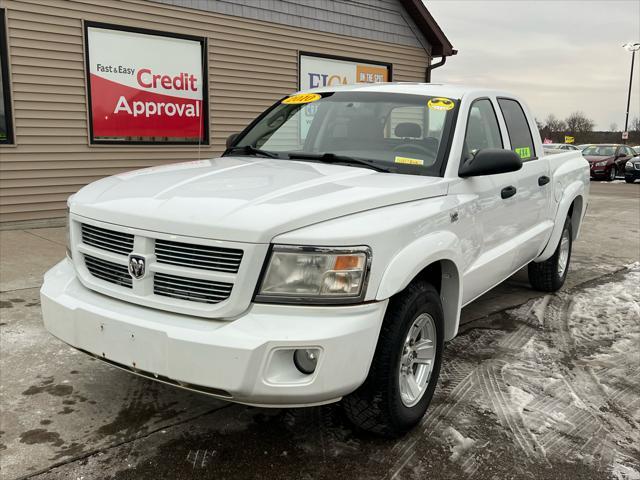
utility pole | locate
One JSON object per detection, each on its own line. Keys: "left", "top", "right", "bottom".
{"left": 622, "top": 42, "right": 640, "bottom": 143}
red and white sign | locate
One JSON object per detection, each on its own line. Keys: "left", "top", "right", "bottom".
{"left": 86, "top": 26, "right": 206, "bottom": 142}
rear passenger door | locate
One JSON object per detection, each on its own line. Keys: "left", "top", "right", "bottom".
{"left": 497, "top": 98, "right": 553, "bottom": 270}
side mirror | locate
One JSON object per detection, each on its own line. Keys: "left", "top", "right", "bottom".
{"left": 226, "top": 133, "right": 240, "bottom": 148}
{"left": 459, "top": 149, "right": 523, "bottom": 177}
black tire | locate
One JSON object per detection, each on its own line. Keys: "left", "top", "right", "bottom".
{"left": 607, "top": 166, "right": 616, "bottom": 181}
{"left": 528, "top": 215, "right": 572, "bottom": 292}
{"left": 626, "top": 178, "right": 635, "bottom": 184}
{"left": 342, "top": 281, "right": 444, "bottom": 437}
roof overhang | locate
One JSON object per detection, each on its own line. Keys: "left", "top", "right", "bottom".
{"left": 399, "top": 0, "right": 456, "bottom": 57}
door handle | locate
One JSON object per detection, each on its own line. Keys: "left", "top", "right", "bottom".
{"left": 501, "top": 185, "right": 517, "bottom": 199}
{"left": 538, "top": 175, "right": 550, "bottom": 186}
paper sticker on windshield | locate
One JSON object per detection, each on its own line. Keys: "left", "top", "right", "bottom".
{"left": 428, "top": 97, "right": 455, "bottom": 111}
{"left": 395, "top": 156, "right": 424, "bottom": 166}
{"left": 515, "top": 147, "right": 532, "bottom": 159}
{"left": 282, "top": 93, "right": 322, "bottom": 104}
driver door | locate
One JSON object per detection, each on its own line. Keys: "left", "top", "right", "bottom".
{"left": 454, "top": 98, "right": 522, "bottom": 304}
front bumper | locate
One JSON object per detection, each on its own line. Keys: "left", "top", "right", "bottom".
{"left": 41, "top": 259, "right": 388, "bottom": 407}
{"left": 624, "top": 168, "right": 640, "bottom": 181}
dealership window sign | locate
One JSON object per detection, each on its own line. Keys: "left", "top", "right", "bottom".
{"left": 85, "top": 23, "right": 208, "bottom": 144}
{"left": 298, "top": 53, "right": 391, "bottom": 138}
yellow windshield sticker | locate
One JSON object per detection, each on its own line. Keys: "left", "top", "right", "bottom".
{"left": 282, "top": 93, "right": 322, "bottom": 104}
{"left": 515, "top": 147, "right": 532, "bottom": 159}
{"left": 428, "top": 97, "right": 455, "bottom": 111}
{"left": 395, "top": 156, "right": 424, "bottom": 166}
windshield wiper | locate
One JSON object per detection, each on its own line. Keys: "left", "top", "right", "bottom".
{"left": 224, "top": 145, "right": 279, "bottom": 158}
{"left": 287, "top": 152, "right": 391, "bottom": 173}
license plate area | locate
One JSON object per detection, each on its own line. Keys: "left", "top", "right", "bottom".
{"left": 76, "top": 315, "right": 167, "bottom": 375}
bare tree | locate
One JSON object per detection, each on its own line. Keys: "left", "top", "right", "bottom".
{"left": 565, "top": 111, "right": 595, "bottom": 133}
{"left": 631, "top": 116, "right": 640, "bottom": 132}
{"left": 545, "top": 114, "right": 567, "bottom": 132}
{"left": 609, "top": 122, "right": 618, "bottom": 132}
{"left": 535, "top": 118, "right": 544, "bottom": 131}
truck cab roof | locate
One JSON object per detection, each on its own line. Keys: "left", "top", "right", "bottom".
{"left": 294, "top": 82, "right": 514, "bottom": 100}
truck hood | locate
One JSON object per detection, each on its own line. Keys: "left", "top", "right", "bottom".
{"left": 71, "top": 157, "right": 449, "bottom": 243}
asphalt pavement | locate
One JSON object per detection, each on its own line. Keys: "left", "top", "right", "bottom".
{"left": 1, "top": 181, "right": 638, "bottom": 480}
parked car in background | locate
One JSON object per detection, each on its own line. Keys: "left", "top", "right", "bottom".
{"left": 583, "top": 144, "right": 636, "bottom": 181}
{"left": 544, "top": 143, "right": 579, "bottom": 151}
{"left": 577, "top": 144, "right": 594, "bottom": 151}
{"left": 625, "top": 154, "right": 640, "bottom": 183}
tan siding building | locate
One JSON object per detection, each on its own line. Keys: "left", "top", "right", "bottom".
{"left": 0, "top": 0, "right": 454, "bottom": 225}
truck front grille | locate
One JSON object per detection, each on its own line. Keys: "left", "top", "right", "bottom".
{"left": 81, "top": 223, "right": 133, "bottom": 255}
{"left": 84, "top": 255, "right": 132, "bottom": 289}
{"left": 76, "top": 221, "right": 249, "bottom": 314}
{"left": 153, "top": 272, "right": 232, "bottom": 304}
{"left": 155, "top": 239, "right": 243, "bottom": 273}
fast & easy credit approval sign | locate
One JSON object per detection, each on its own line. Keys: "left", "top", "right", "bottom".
{"left": 86, "top": 24, "right": 206, "bottom": 143}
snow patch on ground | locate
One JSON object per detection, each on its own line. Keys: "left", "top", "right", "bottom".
{"left": 426, "top": 266, "right": 640, "bottom": 478}
{"left": 442, "top": 426, "right": 476, "bottom": 462}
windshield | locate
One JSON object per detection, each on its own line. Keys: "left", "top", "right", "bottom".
{"left": 230, "top": 92, "right": 459, "bottom": 176}
{"left": 583, "top": 146, "right": 616, "bottom": 156}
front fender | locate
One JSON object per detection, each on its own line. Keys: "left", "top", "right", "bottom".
{"left": 536, "top": 180, "right": 586, "bottom": 262}
{"left": 375, "top": 231, "right": 463, "bottom": 341}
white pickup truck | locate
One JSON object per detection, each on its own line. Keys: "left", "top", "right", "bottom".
{"left": 41, "top": 84, "right": 589, "bottom": 436}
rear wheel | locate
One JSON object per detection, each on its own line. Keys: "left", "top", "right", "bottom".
{"left": 528, "top": 215, "right": 572, "bottom": 292}
{"left": 342, "top": 281, "right": 443, "bottom": 437}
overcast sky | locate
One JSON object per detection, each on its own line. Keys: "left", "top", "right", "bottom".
{"left": 425, "top": 0, "right": 640, "bottom": 131}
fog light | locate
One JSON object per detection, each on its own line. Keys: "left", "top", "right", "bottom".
{"left": 293, "top": 348, "right": 319, "bottom": 374}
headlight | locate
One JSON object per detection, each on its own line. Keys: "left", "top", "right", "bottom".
{"left": 626, "top": 161, "right": 633, "bottom": 169}
{"left": 595, "top": 161, "right": 608, "bottom": 167}
{"left": 255, "top": 245, "right": 371, "bottom": 304}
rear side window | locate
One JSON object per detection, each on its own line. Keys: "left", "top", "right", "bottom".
{"left": 462, "top": 99, "right": 502, "bottom": 162}
{"left": 498, "top": 98, "right": 535, "bottom": 161}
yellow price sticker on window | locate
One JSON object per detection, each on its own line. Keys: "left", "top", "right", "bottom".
{"left": 282, "top": 93, "right": 322, "bottom": 104}
{"left": 395, "top": 156, "right": 424, "bottom": 166}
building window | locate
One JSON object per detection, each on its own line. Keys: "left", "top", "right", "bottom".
{"left": 0, "top": 9, "right": 14, "bottom": 145}
{"left": 84, "top": 22, "right": 208, "bottom": 145}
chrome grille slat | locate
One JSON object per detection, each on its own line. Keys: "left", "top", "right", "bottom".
{"left": 154, "top": 272, "right": 232, "bottom": 304}
{"left": 155, "top": 247, "right": 242, "bottom": 261}
{"left": 154, "top": 278, "right": 232, "bottom": 294}
{"left": 155, "top": 244, "right": 243, "bottom": 256}
{"left": 82, "top": 234, "right": 133, "bottom": 251}
{"left": 153, "top": 258, "right": 239, "bottom": 272}
{"left": 154, "top": 286, "right": 230, "bottom": 300}
{"left": 155, "top": 239, "right": 243, "bottom": 273}
{"left": 84, "top": 254, "right": 132, "bottom": 288}
{"left": 81, "top": 224, "right": 133, "bottom": 255}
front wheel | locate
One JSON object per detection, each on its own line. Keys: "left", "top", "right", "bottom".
{"left": 342, "top": 281, "right": 444, "bottom": 437}
{"left": 626, "top": 177, "right": 635, "bottom": 184}
{"left": 528, "top": 215, "right": 572, "bottom": 292}
{"left": 608, "top": 166, "right": 617, "bottom": 181}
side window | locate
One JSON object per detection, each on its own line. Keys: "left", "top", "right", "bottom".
{"left": 462, "top": 99, "right": 502, "bottom": 161}
{"left": 498, "top": 98, "right": 535, "bottom": 161}
{"left": 625, "top": 147, "right": 634, "bottom": 156}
